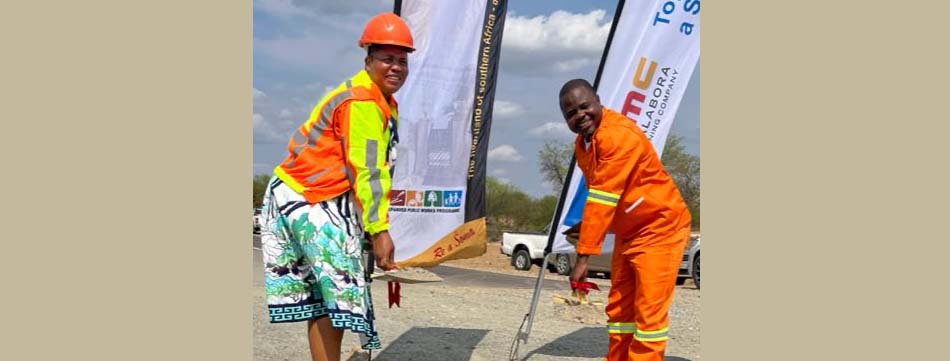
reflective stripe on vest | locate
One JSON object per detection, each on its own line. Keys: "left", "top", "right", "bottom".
{"left": 634, "top": 327, "right": 669, "bottom": 342}
{"left": 365, "top": 138, "right": 383, "bottom": 223}
{"left": 287, "top": 88, "right": 353, "bottom": 168}
{"left": 607, "top": 322, "right": 637, "bottom": 334}
{"left": 588, "top": 188, "right": 621, "bottom": 207}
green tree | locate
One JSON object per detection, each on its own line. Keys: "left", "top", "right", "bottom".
{"left": 485, "top": 177, "right": 558, "bottom": 241}
{"left": 661, "top": 135, "right": 701, "bottom": 230}
{"left": 537, "top": 140, "right": 573, "bottom": 195}
{"left": 253, "top": 173, "right": 271, "bottom": 209}
{"left": 527, "top": 195, "right": 559, "bottom": 231}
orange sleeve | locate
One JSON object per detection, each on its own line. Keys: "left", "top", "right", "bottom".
{"left": 576, "top": 129, "right": 639, "bottom": 255}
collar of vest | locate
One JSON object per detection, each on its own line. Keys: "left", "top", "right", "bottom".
{"left": 349, "top": 69, "right": 398, "bottom": 121}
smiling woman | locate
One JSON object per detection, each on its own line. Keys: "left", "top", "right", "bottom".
{"left": 365, "top": 45, "right": 410, "bottom": 97}
{"left": 256, "top": 10, "right": 416, "bottom": 361}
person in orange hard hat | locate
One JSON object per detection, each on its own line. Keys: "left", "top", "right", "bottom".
{"left": 559, "top": 79, "right": 692, "bottom": 361}
{"left": 259, "top": 12, "right": 414, "bottom": 361}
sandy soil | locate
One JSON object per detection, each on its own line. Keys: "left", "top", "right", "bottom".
{"left": 253, "top": 241, "right": 701, "bottom": 360}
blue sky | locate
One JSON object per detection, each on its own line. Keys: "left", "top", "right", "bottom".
{"left": 253, "top": 0, "right": 699, "bottom": 198}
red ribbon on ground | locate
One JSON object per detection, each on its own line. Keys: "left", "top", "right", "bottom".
{"left": 388, "top": 281, "right": 401, "bottom": 308}
{"left": 570, "top": 281, "right": 600, "bottom": 295}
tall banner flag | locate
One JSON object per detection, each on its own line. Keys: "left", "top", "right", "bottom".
{"left": 390, "top": 0, "right": 507, "bottom": 267}
{"left": 546, "top": 0, "right": 700, "bottom": 255}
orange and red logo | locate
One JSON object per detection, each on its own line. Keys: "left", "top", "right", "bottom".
{"left": 620, "top": 57, "right": 658, "bottom": 122}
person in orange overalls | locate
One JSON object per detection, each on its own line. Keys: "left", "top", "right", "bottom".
{"left": 559, "top": 79, "right": 692, "bottom": 361}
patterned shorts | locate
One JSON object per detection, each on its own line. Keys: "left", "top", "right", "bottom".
{"left": 260, "top": 176, "right": 380, "bottom": 350}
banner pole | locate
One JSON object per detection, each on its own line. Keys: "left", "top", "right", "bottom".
{"left": 508, "top": 1, "right": 627, "bottom": 360}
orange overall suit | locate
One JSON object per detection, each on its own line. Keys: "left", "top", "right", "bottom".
{"left": 574, "top": 108, "right": 692, "bottom": 361}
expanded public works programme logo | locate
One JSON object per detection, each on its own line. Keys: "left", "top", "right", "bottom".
{"left": 391, "top": 189, "right": 463, "bottom": 213}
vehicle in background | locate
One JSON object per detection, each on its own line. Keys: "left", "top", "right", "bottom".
{"left": 555, "top": 224, "right": 613, "bottom": 277}
{"left": 556, "top": 228, "right": 700, "bottom": 288}
{"left": 500, "top": 230, "right": 612, "bottom": 276}
{"left": 500, "top": 232, "right": 548, "bottom": 271}
{"left": 678, "top": 234, "right": 700, "bottom": 288}
{"left": 555, "top": 239, "right": 613, "bottom": 277}
{"left": 500, "top": 228, "right": 699, "bottom": 286}
{"left": 253, "top": 208, "right": 262, "bottom": 233}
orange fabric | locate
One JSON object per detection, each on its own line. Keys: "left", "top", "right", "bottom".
{"left": 573, "top": 107, "right": 692, "bottom": 361}
{"left": 359, "top": 12, "right": 415, "bottom": 51}
{"left": 573, "top": 107, "right": 691, "bottom": 256}
{"left": 606, "top": 227, "right": 690, "bottom": 361}
{"left": 276, "top": 71, "right": 396, "bottom": 205}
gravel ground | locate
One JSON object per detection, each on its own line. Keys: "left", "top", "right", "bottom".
{"left": 253, "top": 242, "right": 701, "bottom": 360}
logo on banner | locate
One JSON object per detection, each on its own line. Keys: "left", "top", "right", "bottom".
{"left": 391, "top": 190, "right": 464, "bottom": 213}
{"left": 620, "top": 57, "right": 681, "bottom": 141}
{"left": 424, "top": 190, "right": 443, "bottom": 207}
{"left": 443, "top": 190, "right": 462, "bottom": 207}
{"left": 406, "top": 190, "right": 424, "bottom": 207}
{"left": 391, "top": 190, "right": 407, "bottom": 206}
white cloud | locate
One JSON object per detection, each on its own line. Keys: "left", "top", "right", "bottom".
{"left": 255, "top": 0, "right": 389, "bottom": 18}
{"left": 254, "top": 0, "right": 311, "bottom": 18}
{"left": 552, "top": 57, "right": 597, "bottom": 73}
{"left": 255, "top": 31, "right": 367, "bottom": 72}
{"left": 490, "top": 168, "right": 508, "bottom": 176}
{"left": 530, "top": 122, "right": 574, "bottom": 138}
{"left": 287, "top": 0, "right": 389, "bottom": 16}
{"left": 487, "top": 145, "right": 524, "bottom": 162}
{"left": 253, "top": 113, "right": 288, "bottom": 143}
{"left": 253, "top": 88, "right": 267, "bottom": 99}
{"left": 504, "top": 10, "right": 610, "bottom": 53}
{"left": 279, "top": 109, "right": 293, "bottom": 118}
{"left": 493, "top": 100, "right": 525, "bottom": 118}
{"left": 501, "top": 10, "right": 611, "bottom": 76}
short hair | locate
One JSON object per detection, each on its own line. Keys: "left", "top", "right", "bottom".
{"left": 559, "top": 78, "right": 595, "bottom": 98}
{"left": 367, "top": 44, "right": 380, "bottom": 56}
{"left": 366, "top": 44, "right": 413, "bottom": 57}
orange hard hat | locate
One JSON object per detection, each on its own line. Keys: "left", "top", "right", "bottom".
{"left": 359, "top": 12, "right": 415, "bottom": 52}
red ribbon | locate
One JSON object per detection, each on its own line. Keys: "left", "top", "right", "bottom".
{"left": 570, "top": 281, "right": 600, "bottom": 295}
{"left": 388, "top": 281, "right": 401, "bottom": 308}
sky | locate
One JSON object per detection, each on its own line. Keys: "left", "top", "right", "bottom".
{"left": 253, "top": 0, "right": 699, "bottom": 198}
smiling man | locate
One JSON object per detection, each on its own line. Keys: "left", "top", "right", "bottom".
{"left": 259, "top": 12, "right": 413, "bottom": 361}
{"left": 559, "top": 78, "right": 692, "bottom": 361}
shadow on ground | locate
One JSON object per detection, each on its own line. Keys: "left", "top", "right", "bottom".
{"left": 372, "top": 327, "right": 489, "bottom": 361}
{"left": 522, "top": 327, "right": 609, "bottom": 359}
{"left": 522, "top": 327, "right": 691, "bottom": 361}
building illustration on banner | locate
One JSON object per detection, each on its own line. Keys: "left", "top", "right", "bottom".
{"left": 395, "top": 98, "right": 469, "bottom": 188}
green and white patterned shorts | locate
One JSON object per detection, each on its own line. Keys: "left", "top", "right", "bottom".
{"left": 260, "top": 176, "right": 379, "bottom": 350}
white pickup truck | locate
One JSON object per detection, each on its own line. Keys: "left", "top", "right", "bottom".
{"left": 500, "top": 232, "right": 551, "bottom": 271}
{"left": 501, "top": 229, "right": 700, "bottom": 288}
{"left": 500, "top": 230, "right": 611, "bottom": 276}
{"left": 501, "top": 232, "right": 611, "bottom": 275}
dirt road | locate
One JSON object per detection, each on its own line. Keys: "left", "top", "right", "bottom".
{"left": 253, "top": 241, "right": 700, "bottom": 360}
